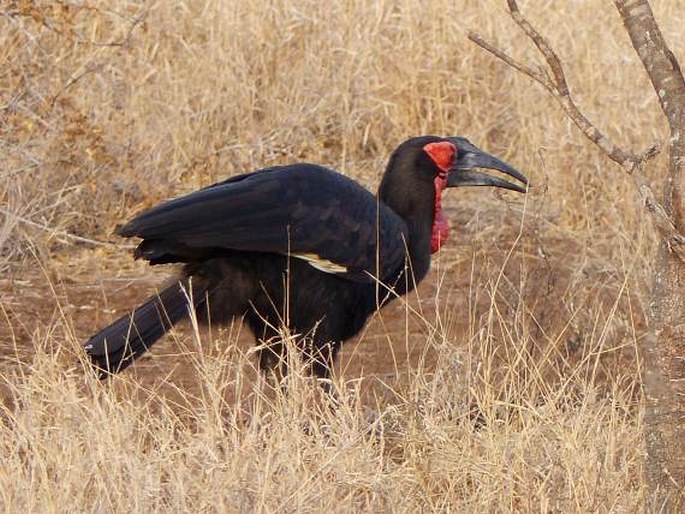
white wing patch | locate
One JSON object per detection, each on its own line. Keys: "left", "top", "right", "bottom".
{"left": 291, "top": 252, "right": 348, "bottom": 274}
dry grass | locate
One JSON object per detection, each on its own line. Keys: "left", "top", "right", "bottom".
{"left": 1, "top": 0, "right": 682, "bottom": 511}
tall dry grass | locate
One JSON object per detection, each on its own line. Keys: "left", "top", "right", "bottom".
{"left": 1, "top": 0, "right": 682, "bottom": 511}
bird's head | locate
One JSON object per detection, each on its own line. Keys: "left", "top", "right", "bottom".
{"left": 378, "top": 135, "right": 528, "bottom": 253}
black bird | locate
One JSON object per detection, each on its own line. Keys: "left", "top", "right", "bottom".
{"left": 84, "top": 136, "right": 527, "bottom": 379}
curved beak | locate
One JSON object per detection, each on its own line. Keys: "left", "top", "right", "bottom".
{"left": 446, "top": 137, "right": 528, "bottom": 193}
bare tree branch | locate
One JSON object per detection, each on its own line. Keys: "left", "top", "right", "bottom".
{"left": 613, "top": 0, "right": 685, "bottom": 129}
{"left": 467, "top": 33, "right": 551, "bottom": 90}
{"left": 469, "top": 2, "right": 685, "bottom": 505}
{"left": 467, "top": 0, "right": 685, "bottom": 263}
{"left": 506, "top": 0, "right": 570, "bottom": 97}
{"left": 468, "top": 3, "right": 653, "bottom": 173}
{"left": 614, "top": 0, "right": 685, "bottom": 230}
{"left": 611, "top": 4, "right": 685, "bottom": 505}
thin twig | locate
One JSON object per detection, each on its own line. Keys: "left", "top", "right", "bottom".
{"left": 0, "top": 208, "right": 133, "bottom": 249}
{"left": 467, "top": 33, "right": 551, "bottom": 91}
{"left": 506, "top": 0, "right": 570, "bottom": 97}
{"left": 467, "top": 25, "right": 649, "bottom": 172}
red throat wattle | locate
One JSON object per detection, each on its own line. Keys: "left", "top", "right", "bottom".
{"left": 423, "top": 141, "right": 455, "bottom": 253}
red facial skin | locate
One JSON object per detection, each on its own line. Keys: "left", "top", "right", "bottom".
{"left": 423, "top": 141, "right": 456, "bottom": 253}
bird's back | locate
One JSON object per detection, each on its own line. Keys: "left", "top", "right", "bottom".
{"left": 120, "top": 163, "right": 411, "bottom": 284}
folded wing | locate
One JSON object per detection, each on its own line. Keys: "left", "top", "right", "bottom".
{"left": 118, "top": 164, "right": 409, "bottom": 283}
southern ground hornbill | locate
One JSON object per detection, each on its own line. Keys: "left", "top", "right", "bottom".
{"left": 84, "top": 136, "right": 527, "bottom": 380}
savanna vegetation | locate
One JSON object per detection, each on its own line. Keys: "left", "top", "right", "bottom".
{"left": 1, "top": 1, "right": 682, "bottom": 511}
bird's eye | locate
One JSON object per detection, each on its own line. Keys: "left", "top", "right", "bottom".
{"left": 423, "top": 141, "right": 456, "bottom": 173}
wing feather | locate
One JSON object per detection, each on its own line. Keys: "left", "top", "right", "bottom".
{"left": 118, "top": 164, "right": 409, "bottom": 283}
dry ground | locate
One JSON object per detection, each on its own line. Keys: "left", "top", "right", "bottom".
{"left": 1, "top": 0, "right": 682, "bottom": 511}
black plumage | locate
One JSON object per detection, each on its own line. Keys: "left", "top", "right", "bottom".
{"left": 84, "top": 135, "right": 527, "bottom": 379}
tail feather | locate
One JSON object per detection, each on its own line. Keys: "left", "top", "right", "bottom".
{"left": 84, "top": 281, "right": 206, "bottom": 378}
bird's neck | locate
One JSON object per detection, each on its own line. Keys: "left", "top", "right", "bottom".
{"left": 377, "top": 158, "right": 445, "bottom": 289}
{"left": 378, "top": 192, "right": 434, "bottom": 286}
{"left": 404, "top": 214, "right": 434, "bottom": 284}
